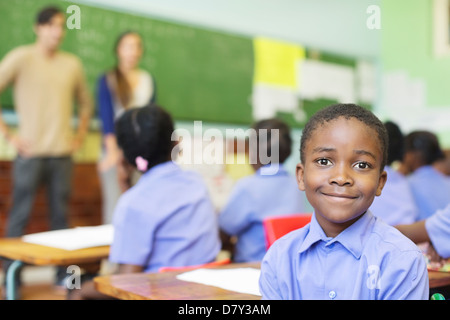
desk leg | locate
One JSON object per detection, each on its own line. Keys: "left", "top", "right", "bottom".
{"left": 6, "top": 260, "right": 23, "bottom": 300}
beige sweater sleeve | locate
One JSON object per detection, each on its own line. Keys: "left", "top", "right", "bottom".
{"left": 0, "top": 47, "right": 27, "bottom": 102}
{"left": 0, "top": 47, "right": 27, "bottom": 140}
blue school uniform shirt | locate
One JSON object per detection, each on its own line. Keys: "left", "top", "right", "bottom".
{"left": 370, "top": 166, "right": 418, "bottom": 225}
{"left": 426, "top": 203, "right": 450, "bottom": 259}
{"left": 259, "top": 211, "right": 429, "bottom": 300}
{"left": 219, "top": 164, "right": 307, "bottom": 262}
{"left": 109, "top": 161, "right": 221, "bottom": 272}
{"left": 408, "top": 165, "right": 450, "bottom": 220}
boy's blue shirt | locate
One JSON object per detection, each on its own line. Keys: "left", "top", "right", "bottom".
{"left": 259, "top": 210, "right": 429, "bottom": 300}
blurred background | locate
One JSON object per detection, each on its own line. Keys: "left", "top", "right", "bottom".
{"left": 0, "top": 0, "right": 450, "bottom": 299}
{"left": 0, "top": 0, "right": 449, "bottom": 250}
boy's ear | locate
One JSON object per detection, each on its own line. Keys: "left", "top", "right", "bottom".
{"left": 296, "top": 163, "right": 306, "bottom": 191}
{"left": 375, "top": 170, "right": 388, "bottom": 196}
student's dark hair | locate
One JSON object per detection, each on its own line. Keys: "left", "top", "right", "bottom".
{"left": 115, "top": 104, "right": 174, "bottom": 171}
{"left": 36, "top": 6, "right": 63, "bottom": 25}
{"left": 113, "top": 31, "right": 143, "bottom": 108}
{"left": 384, "top": 121, "right": 404, "bottom": 165}
{"left": 252, "top": 118, "right": 292, "bottom": 164}
{"left": 300, "top": 103, "right": 388, "bottom": 170}
{"left": 404, "top": 130, "right": 445, "bottom": 165}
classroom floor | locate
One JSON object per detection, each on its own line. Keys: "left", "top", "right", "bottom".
{"left": 0, "top": 266, "right": 67, "bottom": 300}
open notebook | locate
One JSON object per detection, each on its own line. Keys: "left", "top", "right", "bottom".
{"left": 21, "top": 224, "right": 114, "bottom": 250}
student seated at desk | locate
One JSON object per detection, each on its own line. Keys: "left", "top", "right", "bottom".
{"left": 402, "top": 130, "right": 450, "bottom": 220}
{"left": 369, "top": 121, "right": 418, "bottom": 225}
{"left": 69, "top": 104, "right": 221, "bottom": 299}
{"left": 219, "top": 118, "right": 308, "bottom": 262}
{"left": 259, "top": 104, "right": 429, "bottom": 300}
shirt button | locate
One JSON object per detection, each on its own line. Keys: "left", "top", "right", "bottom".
{"left": 329, "top": 291, "right": 336, "bottom": 299}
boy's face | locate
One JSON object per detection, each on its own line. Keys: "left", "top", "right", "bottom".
{"left": 296, "top": 117, "right": 387, "bottom": 237}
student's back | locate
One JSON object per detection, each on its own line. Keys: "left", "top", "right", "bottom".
{"left": 370, "top": 166, "right": 418, "bottom": 225}
{"left": 369, "top": 121, "right": 418, "bottom": 225}
{"left": 403, "top": 131, "right": 450, "bottom": 220}
{"left": 370, "top": 166, "right": 418, "bottom": 224}
{"left": 408, "top": 165, "right": 450, "bottom": 220}
{"left": 219, "top": 118, "right": 308, "bottom": 262}
{"left": 109, "top": 105, "right": 221, "bottom": 273}
{"left": 110, "top": 160, "right": 220, "bottom": 272}
{"left": 219, "top": 164, "right": 306, "bottom": 262}
{"left": 69, "top": 105, "right": 221, "bottom": 300}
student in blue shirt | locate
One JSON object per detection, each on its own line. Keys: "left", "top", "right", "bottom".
{"left": 69, "top": 104, "right": 220, "bottom": 299}
{"left": 259, "top": 104, "right": 429, "bottom": 300}
{"left": 369, "top": 121, "right": 418, "bottom": 225}
{"left": 219, "top": 118, "right": 308, "bottom": 262}
{"left": 402, "top": 131, "right": 450, "bottom": 220}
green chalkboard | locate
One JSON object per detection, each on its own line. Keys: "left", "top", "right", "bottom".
{"left": 0, "top": 0, "right": 254, "bottom": 124}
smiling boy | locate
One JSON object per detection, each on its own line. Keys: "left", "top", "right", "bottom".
{"left": 259, "top": 104, "right": 429, "bottom": 300}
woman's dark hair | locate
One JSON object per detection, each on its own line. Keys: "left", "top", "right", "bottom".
{"left": 113, "top": 31, "right": 142, "bottom": 108}
{"left": 115, "top": 104, "right": 174, "bottom": 171}
{"left": 384, "top": 121, "right": 404, "bottom": 165}
{"left": 36, "top": 6, "right": 63, "bottom": 25}
{"left": 404, "top": 130, "right": 445, "bottom": 165}
{"left": 251, "top": 118, "right": 292, "bottom": 164}
{"left": 300, "top": 103, "right": 388, "bottom": 170}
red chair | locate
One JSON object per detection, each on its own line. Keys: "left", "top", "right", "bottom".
{"left": 263, "top": 213, "right": 312, "bottom": 249}
{"left": 158, "top": 258, "right": 231, "bottom": 273}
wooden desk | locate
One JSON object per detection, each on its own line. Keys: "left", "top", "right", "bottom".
{"left": 94, "top": 263, "right": 450, "bottom": 300}
{"left": 0, "top": 238, "right": 110, "bottom": 300}
{"left": 429, "top": 270, "right": 450, "bottom": 289}
{"left": 94, "top": 262, "right": 261, "bottom": 300}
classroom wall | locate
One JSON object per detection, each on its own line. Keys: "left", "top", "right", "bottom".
{"left": 379, "top": 0, "right": 450, "bottom": 148}
{"left": 72, "top": 0, "right": 380, "bottom": 59}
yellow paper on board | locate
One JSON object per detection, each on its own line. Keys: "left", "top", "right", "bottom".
{"left": 253, "top": 37, "right": 305, "bottom": 89}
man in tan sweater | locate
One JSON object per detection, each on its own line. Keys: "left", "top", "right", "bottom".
{"left": 0, "top": 6, "right": 92, "bottom": 249}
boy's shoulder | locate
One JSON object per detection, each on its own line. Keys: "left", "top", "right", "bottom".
{"left": 369, "top": 215, "right": 422, "bottom": 254}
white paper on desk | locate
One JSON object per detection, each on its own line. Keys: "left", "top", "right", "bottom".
{"left": 21, "top": 224, "right": 114, "bottom": 250}
{"left": 176, "top": 267, "right": 261, "bottom": 296}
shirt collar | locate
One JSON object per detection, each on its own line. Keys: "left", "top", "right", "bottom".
{"left": 298, "top": 210, "right": 375, "bottom": 259}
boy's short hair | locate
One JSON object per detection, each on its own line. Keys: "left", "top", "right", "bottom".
{"left": 36, "top": 6, "right": 63, "bottom": 25}
{"left": 404, "top": 130, "right": 445, "bottom": 165}
{"left": 300, "top": 103, "right": 388, "bottom": 170}
{"left": 252, "top": 118, "right": 292, "bottom": 164}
